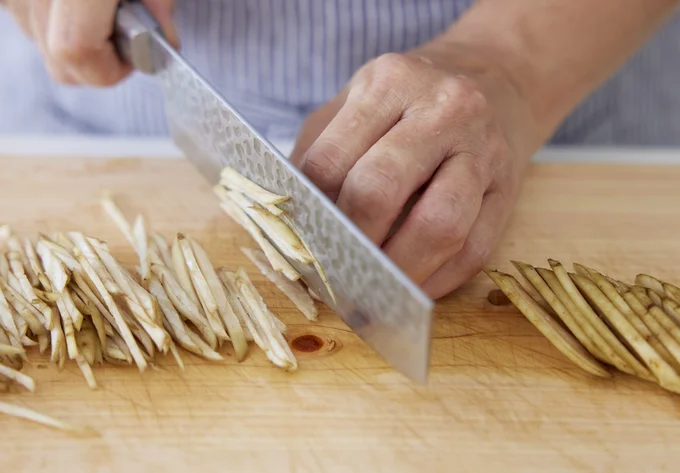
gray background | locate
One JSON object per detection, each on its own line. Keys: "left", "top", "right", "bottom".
{"left": 0, "top": 8, "right": 679, "bottom": 146}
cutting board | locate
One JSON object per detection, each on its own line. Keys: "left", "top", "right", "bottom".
{"left": 1, "top": 155, "right": 680, "bottom": 473}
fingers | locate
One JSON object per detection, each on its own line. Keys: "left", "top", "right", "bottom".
{"left": 143, "top": 0, "right": 179, "bottom": 48}
{"left": 381, "top": 153, "right": 489, "bottom": 285}
{"left": 28, "top": 0, "right": 51, "bottom": 52}
{"left": 6, "top": 0, "right": 178, "bottom": 87}
{"left": 4, "top": 0, "right": 32, "bottom": 36}
{"left": 421, "top": 190, "right": 513, "bottom": 300}
{"left": 290, "top": 51, "right": 515, "bottom": 296}
{"left": 29, "top": 0, "right": 76, "bottom": 84}
{"left": 297, "top": 97, "right": 400, "bottom": 199}
{"left": 289, "top": 90, "right": 348, "bottom": 167}
{"left": 334, "top": 114, "right": 450, "bottom": 244}
{"left": 296, "top": 57, "right": 413, "bottom": 199}
{"left": 48, "top": 0, "right": 131, "bottom": 86}
{"left": 6, "top": 0, "right": 76, "bottom": 84}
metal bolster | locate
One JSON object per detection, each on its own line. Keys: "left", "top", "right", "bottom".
{"left": 113, "top": 1, "right": 161, "bottom": 75}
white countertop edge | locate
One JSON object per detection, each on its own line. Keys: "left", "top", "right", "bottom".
{"left": 0, "top": 135, "right": 184, "bottom": 159}
{"left": 0, "top": 134, "right": 297, "bottom": 160}
{"left": 533, "top": 146, "right": 680, "bottom": 164}
{"left": 0, "top": 134, "right": 679, "bottom": 164}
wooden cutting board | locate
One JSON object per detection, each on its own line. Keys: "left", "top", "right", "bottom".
{"left": 1, "top": 155, "right": 680, "bottom": 473}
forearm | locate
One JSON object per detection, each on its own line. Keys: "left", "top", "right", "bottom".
{"left": 436, "top": 0, "right": 680, "bottom": 142}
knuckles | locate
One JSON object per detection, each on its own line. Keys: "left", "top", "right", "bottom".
{"left": 340, "top": 167, "right": 400, "bottom": 222}
{"left": 466, "top": 240, "right": 494, "bottom": 275}
{"left": 300, "top": 141, "right": 349, "bottom": 197}
{"left": 351, "top": 52, "right": 491, "bottom": 125}
{"left": 431, "top": 75, "right": 489, "bottom": 122}
{"left": 371, "top": 52, "right": 422, "bottom": 79}
{"left": 412, "top": 204, "right": 468, "bottom": 253}
{"left": 350, "top": 52, "right": 422, "bottom": 104}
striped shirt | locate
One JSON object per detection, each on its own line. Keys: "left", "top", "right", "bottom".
{"left": 1, "top": 1, "right": 679, "bottom": 146}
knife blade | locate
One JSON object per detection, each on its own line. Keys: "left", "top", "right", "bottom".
{"left": 113, "top": 1, "right": 434, "bottom": 382}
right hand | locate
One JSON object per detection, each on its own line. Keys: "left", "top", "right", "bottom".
{"left": 3, "top": 0, "right": 178, "bottom": 86}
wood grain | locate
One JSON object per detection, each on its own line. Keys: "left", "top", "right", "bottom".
{"left": 1, "top": 156, "right": 680, "bottom": 473}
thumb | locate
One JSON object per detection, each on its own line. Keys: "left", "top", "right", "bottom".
{"left": 142, "top": 0, "right": 179, "bottom": 49}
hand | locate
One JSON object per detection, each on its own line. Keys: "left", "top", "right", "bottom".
{"left": 3, "top": 0, "right": 178, "bottom": 86}
{"left": 290, "top": 43, "right": 543, "bottom": 300}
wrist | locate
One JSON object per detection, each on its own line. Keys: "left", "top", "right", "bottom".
{"left": 434, "top": 0, "right": 680, "bottom": 145}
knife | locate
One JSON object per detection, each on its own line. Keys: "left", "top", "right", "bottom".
{"left": 113, "top": 1, "right": 434, "bottom": 382}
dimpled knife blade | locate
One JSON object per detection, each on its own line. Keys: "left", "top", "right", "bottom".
{"left": 114, "top": 2, "right": 434, "bottom": 382}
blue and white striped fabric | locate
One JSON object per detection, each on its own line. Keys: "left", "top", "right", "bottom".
{"left": 1, "top": 1, "right": 680, "bottom": 146}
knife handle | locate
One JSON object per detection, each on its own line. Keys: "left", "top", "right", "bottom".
{"left": 113, "top": 1, "right": 161, "bottom": 75}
